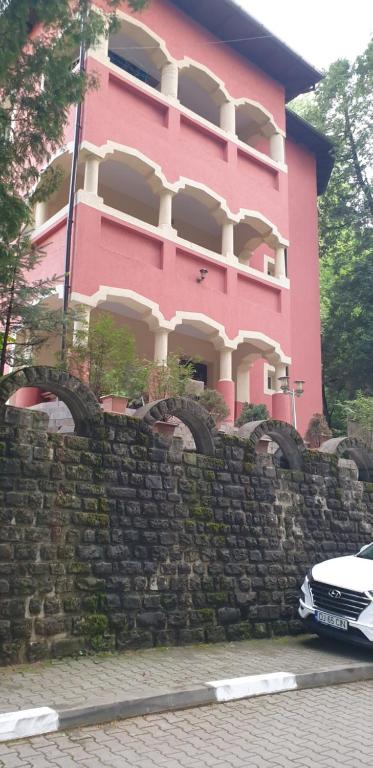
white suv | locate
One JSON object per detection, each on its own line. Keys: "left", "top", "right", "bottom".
{"left": 299, "top": 543, "right": 373, "bottom": 646}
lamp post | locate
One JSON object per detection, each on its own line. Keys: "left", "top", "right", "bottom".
{"left": 278, "top": 376, "right": 305, "bottom": 430}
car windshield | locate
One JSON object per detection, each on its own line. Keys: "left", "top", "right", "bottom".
{"left": 357, "top": 544, "right": 373, "bottom": 560}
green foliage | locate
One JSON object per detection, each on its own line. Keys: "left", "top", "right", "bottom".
{"left": 0, "top": 234, "right": 61, "bottom": 374}
{"left": 291, "top": 41, "right": 373, "bottom": 428}
{"left": 145, "top": 353, "right": 197, "bottom": 401}
{"left": 66, "top": 311, "right": 145, "bottom": 399}
{"left": 235, "top": 402, "right": 269, "bottom": 427}
{"left": 197, "top": 388, "right": 230, "bottom": 424}
{"left": 344, "top": 393, "right": 373, "bottom": 449}
{"left": 0, "top": 0, "right": 148, "bottom": 265}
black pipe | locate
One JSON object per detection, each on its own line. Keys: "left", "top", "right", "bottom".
{"left": 61, "top": 29, "right": 86, "bottom": 364}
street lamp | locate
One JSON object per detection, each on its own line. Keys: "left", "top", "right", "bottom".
{"left": 278, "top": 376, "right": 305, "bottom": 429}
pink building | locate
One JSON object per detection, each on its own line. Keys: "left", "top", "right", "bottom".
{"left": 26, "top": 0, "right": 333, "bottom": 434}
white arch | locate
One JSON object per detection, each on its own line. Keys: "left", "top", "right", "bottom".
{"left": 111, "top": 10, "right": 174, "bottom": 70}
{"left": 236, "top": 208, "right": 288, "bottom": 248}
{"left": 232, "top": 329, "right": 291, "bottom": 365}
{"left": 178, "top": 58, "right": 230, "bottom": 106}
{"left": 168, "top": 312, "right": 232, "bottom": 348}
{"left": 173, "top": 177, "right": 231, "bottom": 222}
{"left": 92, "top": 141, "right": 171, "bottom": 195}
{"left": 70, "top": 287, "right": 167, "bottom": 331}
{"left": 234, "top": 98, "right": 281, "bottom": 137}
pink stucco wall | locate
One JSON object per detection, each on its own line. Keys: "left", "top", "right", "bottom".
{"left": 286, "top": 139, "right": 323, "bottom": 434}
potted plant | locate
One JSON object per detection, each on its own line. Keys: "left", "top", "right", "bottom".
{"left": 143, "top": 353, "right": 197, "bottom": 437}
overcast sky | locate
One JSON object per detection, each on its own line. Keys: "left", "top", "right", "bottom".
{"left": 237, "top": 0, "right": 372, "bottom": 70}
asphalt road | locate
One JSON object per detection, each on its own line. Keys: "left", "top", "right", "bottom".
{"left": 1, "top": 680, "right": 373, "bottom": 768}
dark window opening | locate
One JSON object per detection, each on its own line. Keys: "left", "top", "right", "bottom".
{"left": 108, "top": 50, "right": 159, "bottom": 89}
{"left": 180, "top": 360, "right": 208, "bottom": 386}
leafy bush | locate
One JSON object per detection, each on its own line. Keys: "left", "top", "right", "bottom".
{"left": 198, "top": 388, "right": 229, "bottom": 424}
{"left": 235, "top": 402, "right": 269, "bottom": 427}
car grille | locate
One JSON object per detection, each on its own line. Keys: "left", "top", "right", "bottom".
{"left": 310, "top": 580, "right": 371, "bottom": 620}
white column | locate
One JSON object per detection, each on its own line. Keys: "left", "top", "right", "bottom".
{"left": 158, "top": 190, "right": 174, "bottom": 232}
{"left": 73, "top": 306, "right": 91, "bottom": 344}
{"left": 34, "top": 201, "right": 47, "bottom": 229}
{"left": 93, "top": 33, "right": 109, "bottom": 59}
{"left": 154, "top": 329, "right": 169, "bottom": 365}
{"left": 84, "top": 155, "right": 101, "bottom": 196}
{"left": 275, "top": 246, "right": 286, "bottom": 279}
{"left": 220, "top": 101, "right": 236, "bottom": 135}
{"left": 239, "top": 248, "right": 251, "bottom": 266}
{"left": 270, "top": 132, "right": 285, "bottom": 164}
{"left": 219, "top": 348, "right": 233, "bottom": 381}
{"left": 161, "top": 62, "right": 179, "bottom": 99}
{"left": 222, "top": 219, "right": 235, "bottom": 258}
{"left": 236, "top": 365, "right": 251, "bottom": 403}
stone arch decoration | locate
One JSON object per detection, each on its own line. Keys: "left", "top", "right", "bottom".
{"left": 134, "top": 397, "right": 220, "bottom": 456}
{"left": 320, "top": 437, "right": 373, "bottom": 481}
{"left": 237, "top": 419, "right": 306, "bottom": 469}
{"left": 0, "top": 366, "right": 103, "bottom": 437}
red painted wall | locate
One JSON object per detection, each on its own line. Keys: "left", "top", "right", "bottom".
{"left": 286, "top": 139, "right": 322, "bottom": 434}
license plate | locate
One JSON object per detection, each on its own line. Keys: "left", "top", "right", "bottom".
{"left": 315, "top": 611, "right": 348, "bottom": 631}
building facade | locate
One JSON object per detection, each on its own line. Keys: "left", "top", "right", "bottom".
{"left": 21, "top": 0, "right": 333, "bottom": 434}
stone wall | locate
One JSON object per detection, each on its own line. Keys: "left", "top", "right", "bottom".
{"left": 1, "top": 400, "right": 373, "bottom": 666}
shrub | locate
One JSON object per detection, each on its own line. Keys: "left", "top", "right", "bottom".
{"left": 198, "top": 388, "right": 229, "bottom": 424}
{"left": 235, "top": 402, "right": 269, "bottom": 427}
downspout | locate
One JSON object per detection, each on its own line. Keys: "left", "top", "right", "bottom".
{"left": 61, "top": 18, "right": 87, "bottom": 365}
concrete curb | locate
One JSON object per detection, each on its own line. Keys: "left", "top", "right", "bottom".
{"left": 2, "top": 662, "right": 373, "bottom": 743}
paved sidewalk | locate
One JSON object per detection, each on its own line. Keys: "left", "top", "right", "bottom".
{"left": 1, "top": 634, "right": 373, "bottom": 713}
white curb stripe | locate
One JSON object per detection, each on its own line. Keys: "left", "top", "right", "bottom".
{"left": 0, "top": 707, "right": 58, "bottom": 742}
{"left": 207, "top": 671, "right": 298, "bottom": 702}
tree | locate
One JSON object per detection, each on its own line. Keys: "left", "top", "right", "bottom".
{"left": 344, "top": 393, "right": 373, "bottom": 450}
{"left": 0, "top": 233, "right": 60, "bottom": 374}
{"left": 291, "top": 41, "right": 373, "bottom": 427}
{"left": 66, "top": 312, "right": 141, "bottom": 399}
{"left": 0, "top": 0, "right": 148, "bottom": 250}
{"left": 235, "top": 402, "right": 269, "bottom": 427}
{"left": 0, "top": 0, "right": 148, "bottom": 373}
{"left": 146, "top": 354, "right": 197, "bottom": 402}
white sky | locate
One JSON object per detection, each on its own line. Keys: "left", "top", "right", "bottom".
{"left": 237, "top": 0, "right": 372, "bottom": 70}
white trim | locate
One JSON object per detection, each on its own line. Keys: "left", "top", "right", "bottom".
{"left": 264, "top": 361, "right": 276, "bottom": 395}
{"left": 108, "top": 8, "right": 174, "bottom": 68}
{"left": 264, "top": 254, "right": 276, "bottom": 277}
{"left": 71, "top": 287, "right": 290, "bottom": 365}
{"left": 178, "top": 56, "right": 230, "bottom": 104}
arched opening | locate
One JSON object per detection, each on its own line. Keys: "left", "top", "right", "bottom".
{"left": 135, "top": 396, "right": 219, "bottom": 456}
{"left": 173, "top": 186, "right": 222, "bottom": 253}
{"left": 98, "top": 154, "right": 160, "bottom": 227}
{"left": 35, "top": 155, "right": 85, "bottom": 228}
{"left": 178, "top": 64, "right": 227, "bottom": 127}
{"left": 234, "top": 214, "right": 279, "bottom": 268}
{"left": 238, "top": 419, "right": 305, "bottom": 470}
{"left": 235, "top": 101, "right": 275, "bottom": 155}
{"left": 0, "top": 367, "right": 102, "bottom": 437}
{"left": 108, "top": 18, "right": 169, "bottom": 91}
{"left": 320, "top": 437, "right": 373, "bottom": 482}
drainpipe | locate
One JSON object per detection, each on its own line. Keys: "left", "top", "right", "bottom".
{"left": 61, "top": 19, "right": 87, "bottom": 365}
